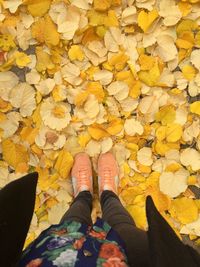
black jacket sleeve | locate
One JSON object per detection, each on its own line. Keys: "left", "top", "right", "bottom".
{"left": 146, "top": 196, "right": 200, "bottom": 267}
{"left": 0, "top": 172, "right": 38, "bottom": 267}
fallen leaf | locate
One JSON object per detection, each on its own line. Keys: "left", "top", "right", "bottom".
{"left": 0, "top": 71, "right": 19, "bottom": 101}
{"left": 9, "top": 83, "right": 36, "bottom": 117}
{"left": 61, "top": 63, "right": 82, "bottom": 86}
{"left": 156, "top": 35, "right": 178, "bottom": 62}
{"left": 35, "top": 79, "right": 56, "bottom": 96}
{"left": 138, "top": 9, "right": 159, "bottom": 33}
{"left": 68, "top": 45, "right": 84, "bottom": 61}
{"left": 93, "top": 70, "right": 113, "bottom": 85}
{"left": 127, "top": 205, "right": 147, "bottom": 230}
{"left": 165, "top": 123, "right": 183, "bottom": 142}
{"left": 32, "top": 15, "right": 60, "bottom": 46}
{"left": 137, "top": 147, "right": 153, "bottom": 166}
{"left": 2, "top": 139, "right": 29, "bottom": 169}
{"left": 54, "top": 150, "right": 74, "bottom": 178}
{"left": 159, "top": 169, "right": 189, "bottom": 198}
{"left": 101, "top": 137, "right": 113, "bottom": 153}
{"left": 40, "top": 98, "right": 71, "bottom": 131}
{"left": 124, "top": 118, "right": 144, "bottom": 136}
{"left": 88, "top": 124, "right": 109, "bottom": 140}
{"left": 14, "top": 52, "right": 31, "bottom": 67}
{"left": 107, "top": 81, "right": 129, "bottom": 101}
{"left": 190, "top": 101, "right": 200, "bottom": 116}
{"left": 170, "top": 197, "right": 198, "bottom": 224}
{"left": 3, "top": 0, "right": 22, "bottom": 13}
{"left": 27, "top": 0, "right": 51, "bottom": 17}
{"left": 180, "top": 148, "right": 200, "bottom": 171}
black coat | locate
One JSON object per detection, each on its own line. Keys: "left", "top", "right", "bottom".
{"left": 0, "top": 172, "right": 200, "bottom": 267}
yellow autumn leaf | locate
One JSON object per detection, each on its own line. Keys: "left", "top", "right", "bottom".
{"left": 116, "top": 70, "right": 135, "bottom": 87}
{"left": 125, "top": 142, "right": 139, "bottom": 152}
{"left": 178, "top": 2, "right": 192, "bottom": 16}
{"left": 123, "top": 162, "right": 131, "bottom": 175}
{"left": 82, "top": 27, "right": 100, "bottom": 45}
{"left": 139, "top": 54, "right": 156, "bottom": 71}
{"left": 176, "top": 31, "right": 194, "bottom": 49}
{"left": 108, "top": 52, "right": 129, "bottom": 71}
{"left": 153, "top": 140, "right": 180, "bottom": 156}
{"left": 88, "top": 10, "right": 118, "bottom": 28}
{"left": 166, "top": 123, "right": 183, "bottom": 142}
{"left": 68, "top": 45, "right": 84, "bottom": 61}
{"left": 2, "top": 139, "right": 29, "bottom": 169}
{"left": 176, "top": 19, "right": 198, "bottom": 36}
{"left": 78, "top": 132, "right": 91, "bottom": 147}
{"left": 86, "top": 82, "right": 105, "bottom": 102}
{"left": 138, "top": 61, "right": 161, "bottom": 86}
{"left": 121, "top": 187, "right": 144, "bottom": 205}
{"left": 32, "top": 104, "right": 42, "bottom": 128}
{"left": 54, "top": 150, "right": 74, "bottom": 178}
{"left": 111, "top": 0, "right": 121, "bottom": 6}
{"left": 138, "top": 9, "right": 159, "bottom": 33}
{"left": 106, "top": 118, "right": 123, "bottom": 135}
{"left": 93, "top": 0, "right": 111, "bottom": 11}
{"left": 165, "top": 163, "right": 181, "bottom": 172}
{"left": 88, "top": 124, "right": 109, "bottom": 140}
{"left": 137, "top": 162, "right": 151, "bottom": 174}
{"left": 181, "top": 65, "right": 196, "bottom": 81}
{"left": 155, "top": 105, "right": 176, "bottom": 125}
{"left": 0, "top": 98, "right": 12, "bottom": 112}
{"left": 145, "top": 172, "right": 160, "bottom": 188}
{"left": 27, "top": 0, "right": 51, "bottom": 17}
{"left": 181, "top": 0, "right": 200, "bottom": 3}
{"left": 36, "top": 47, "right": 55, "bottom": 72}
{"left": 129, "top": 80, "right": 141, "bottom": 99}
{"left": 46, "top": 197, "right": 58, "bottom": 209}
{"left": 169, "top": 197, "right": 198, "bottom": 224}
{"left": 14, "top": 52, "right": 31, "bottom": 67}
{"left": 32, "top": 15, "right": 60, "bottom": 46}
{"left": 35, "top": 166, "right": 52, "bottom": 191}
{"left": 0, "top": 34, "right": 16, "bottom": 52}
{"left": 187, "top": 175, "right": 197, "bottom": 185}
{"left": 105, "top": 10, "right": 119, "bottom": 27}
{"left": 74, "top": 91, "right": 89, "bottom": 107}
{"left": 146, "top": 186, "right": 171, "bottom": 212}
{"left": 127, "top": 204, "right": 147, "bottom": 229}
{"left": 31, "top": 144, "right": 42, "bottom": 156}
{"left": 95, "top": 25, "right": 107, "bottom": 38}
{"left": 24, "top": 232, "right": 35, "bottom": 249}
{"left": 190, "top": 101, "right": 200, "bottom": 116}
{"left": 195, "top": 31, "right": 200, "bottom": 47}
{"left": 16, "top": 162, "right": 29, "bottom": 173}
{"left": 20, "top": 127, "right": 39, "bottom": 145}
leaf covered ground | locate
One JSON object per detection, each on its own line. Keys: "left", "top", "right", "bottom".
{"left": 0, "top": 0, "right": 200, "bottom": 248}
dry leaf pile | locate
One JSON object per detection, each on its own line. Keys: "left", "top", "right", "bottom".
{"left": 0, "top": 0, "right": 200, "bottom": 248}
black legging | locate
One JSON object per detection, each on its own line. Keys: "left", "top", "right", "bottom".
{"left": 61, "top": 190, "right": 150, "bottom": 267}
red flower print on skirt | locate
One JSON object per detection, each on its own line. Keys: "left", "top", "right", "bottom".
{"left": 89, "top": 230, "right": 107, "bottom": 240}
{"left": 26, "top": 258, "right": 43, "bottom": 267}
{"left": 99, "top": 243, "right": 125, "bottom": 260}
{"left": 103, "top": 257, "right": 127, "bottom": 267}
{"left": 73, "top": 236, "right": 86, "bottom": 250}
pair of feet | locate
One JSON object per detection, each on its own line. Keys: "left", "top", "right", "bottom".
{"left": 71, "top": 152, "right": 119, "bottom": 197}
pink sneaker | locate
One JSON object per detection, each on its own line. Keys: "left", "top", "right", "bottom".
{"left": 98, "top": 152, "right": 119, "bottom": 196}
{"left": 71, "top": 153, "right": 93, "bottom": 197}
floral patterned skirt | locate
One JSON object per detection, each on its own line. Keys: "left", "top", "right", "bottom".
{"left": 19, "top": 218, "right": 129, "bottom": 267}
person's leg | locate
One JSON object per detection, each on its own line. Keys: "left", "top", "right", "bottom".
{"left": 60, "top": 191, "right": 93, "bottom": 225}
{"left": 60, "top": 153, "right": 93, "bottom": 225}
{"left": 101, "top": 190, "right": 150, "bottom": 267}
